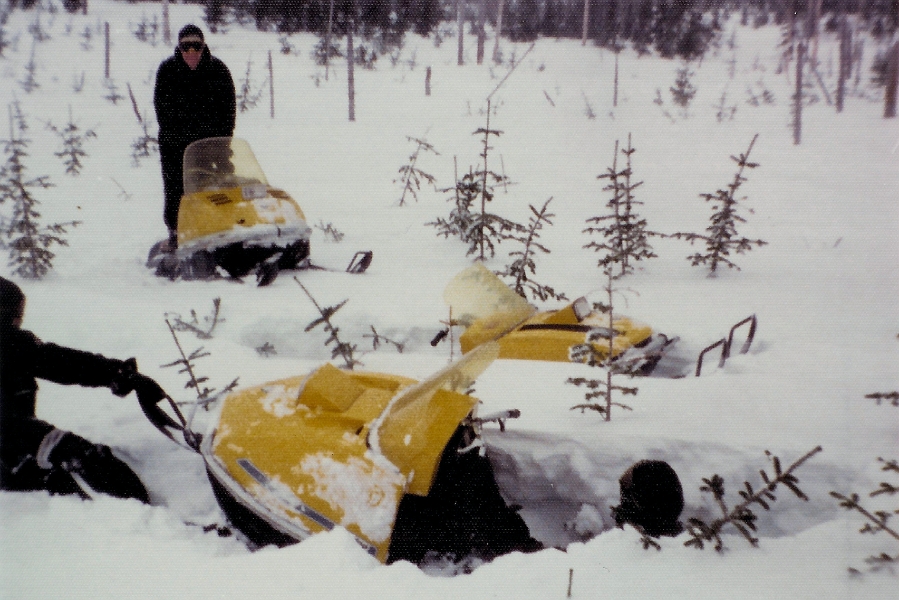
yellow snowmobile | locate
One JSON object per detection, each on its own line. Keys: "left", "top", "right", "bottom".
{"left": 441, "top": 264, "right": 676, "bottom": 374}
{"left": 147, "top": 137, "right": 371, "bottom": 285}
{"left": 142, "top": 341, "right": 539, "bottom": 564}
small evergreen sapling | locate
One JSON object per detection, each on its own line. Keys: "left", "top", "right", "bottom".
{"left": 164, "top": 297, "right": 224, "bottom": 340}
{"left": 566, "top": 268, "right": 638, "bottom": 421}
{"left": 162, "top": 318, "right": 238, "bottom": 415}
{"left": 429, "top": 106, "right": 524, "bottom": 260}
{"left": 45, "top": 106, "right": 97, "bottom": 175}
{"left": 498, "top": 197, "right": 567, "bottom": 302}
{"left": 127, "top": 83, "right": 158, "bottom": 166}
{"left": 670, "top": 64, "right": 697, "bottom": 117}
{"left": 395, "top": 135, "right": 439, "bottom": 206}
{"left": 237, "top": 59, "right": 265, "bottom": 113}
{"left": 671, "top": 134, "right": 767, "bottom": 275}
{"left": 0, "top": 103, "right": 79, "bottom": 279}
{"left": 584, "top": 135, "right": 659, "bottom": 278}
{"left": 684, "top": 446, "right": 822, "bottom": 551}
{"left": 296, "top": 278, "right": 361, "bottom": 370}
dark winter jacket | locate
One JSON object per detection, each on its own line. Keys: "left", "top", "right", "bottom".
{"left": 153, "top": 46, "right": 236, "bottom": 148}
{"left": 0, "top": 325, "right": 131, "bottom": 464}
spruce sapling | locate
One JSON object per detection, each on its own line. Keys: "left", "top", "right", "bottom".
{"left": 127, "top": 83, "right": 158, "bottom": 166}
{"left": 684, "top": 446, "right": 823, "bottom": 552}
{"left": 430, "top": 104, "right": 524, "bottom": 260}
{"left": 162, "top": 319, "right": 238, "bottom": 416}
{"left": 1, "top": 103, "right": 79, "bottom": 279}
{"left": 865, "top": 391, "right": 899, "bottom": 407}
{"left": 395, "top": 135, "right": 439, "bottom": 206}
{"left": 363, "top": 326, "right": 405, "bottom": 353}
{"left": 237, "top": 59, "right": 265, "bottom": 113}
{"left": 296, "top": 277, "right": 361, "bottom": 370}
{"left": 20, "top": 45, "right": 40, "bottom": 93}
{"left": 467, "top": 103, "right": 525, "bottom": 260}
{"left": 566, "top": 268, "right": 638, "bottom": 421}
{"left": 671, "top": 134, "right": 767, "bottom": 275}
{"left": 164, "top": 297, "right": 224, "bottom": 340}
{"left": 584, "top": 135, "right": 659, "bottom": 278}
{"left": 103, "top": 78, "right": 125, "bottom": 105}
{"left": 45, "top": 106, "right": 97, "bottom": 175}
{"left": 498, "top": 197, "right": 567, "bottom": 302}
{"left": 670, "top": 64, "right": 697, "bottom": 117}
{"left": 831, "top": 457, "right": 899, "bottom": 573}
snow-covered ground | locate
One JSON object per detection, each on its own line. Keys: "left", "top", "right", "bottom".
{"left": 1, "top": 2, "right": 897, "bottom": 598}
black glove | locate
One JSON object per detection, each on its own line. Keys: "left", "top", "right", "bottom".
{"left": 131, "top": 373, "right": 167, "bottom": 405}
{"left": 110, "top": 358, "right": 138, "bottom": 397}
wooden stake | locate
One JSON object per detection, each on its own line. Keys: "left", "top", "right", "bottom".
{"left": 425, "top": 66, "right": 431, "bottom": 96}
{"left": 104, "top": 22, "right": 110, "bottom": 79}
{"left": 268, "top": 50, "right": 274, "bottom": 119}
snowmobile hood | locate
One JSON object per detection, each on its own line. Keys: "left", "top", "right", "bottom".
{"left": 201, "top": 343, "right": 499, "bottom": 562}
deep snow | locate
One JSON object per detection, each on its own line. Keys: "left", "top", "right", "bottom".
{"left": 0, "top": 1, "right": 897, "bottom": 598}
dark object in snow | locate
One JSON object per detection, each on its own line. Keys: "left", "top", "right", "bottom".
{"left": 387, "top": 425, "right": 542, "bottom": 564}
{"left": 612, "top": 459, "right": 684, "bottom": 537}
{"left": 0, "top": 277, "right": 154, "bottom": 503}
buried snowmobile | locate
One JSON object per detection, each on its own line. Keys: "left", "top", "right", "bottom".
{"left": 441, "top": 264, "right": 677, "bottom": 374}
{"left": 147, "top": 137, "right": 371, "bottom": 285}
{"left": 142, "top": 341, "right": 540, "bottom": 565}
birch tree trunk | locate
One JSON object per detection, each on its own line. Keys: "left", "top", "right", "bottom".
{"left": 457, "top": 0, "right": 465, "bottom": 66}
{"left": 324, "top": 0, "right": 334, "bottom": 81}
{"left": 347, "top": 16, "right": 355, "bottom": 122}
{"left": 581, "top": 0, "right": 591, "bottom": 46}
{"left": 836, "top": 17, "right": 850, "bottom": 113}
{"left": 793, "top": 42, "right": 805, "bottom": 145}
{"left": 476, "top": 0, "right": 487, "bottom": 65}
{"left": 492, "top": 0, "right": 505, "bottom": 63}
{"left": 885, "top": 41, "right": 898, "bottom": 119}
{"left": 162, "top": 0, "right": 170, "bottom": 45}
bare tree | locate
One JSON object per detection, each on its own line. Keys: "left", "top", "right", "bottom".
{"left": 885, "top": 41, "right": 898, "bottom": 119}
{"left": 492, "top": 0, "right": 506, "bottom": 63}
{"left": 456, "top": 0, "right": 465, "bottom": 66}
{"left": 581, "top": 0, "right": 591, "bottom": 46}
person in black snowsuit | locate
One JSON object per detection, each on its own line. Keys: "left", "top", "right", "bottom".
{"left": 0, "top": 277, "right": 166, "bottom": 503}
{"left": 154, "top": 24, "right": 236, "bottom": 246}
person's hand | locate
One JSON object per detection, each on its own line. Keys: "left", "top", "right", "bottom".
{"left": 131, "top": 373, "right": 167, "bottom": 405}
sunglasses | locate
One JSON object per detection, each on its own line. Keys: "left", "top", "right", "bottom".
{"left": 179, "top": 41, "right": 204, "bottom": 52}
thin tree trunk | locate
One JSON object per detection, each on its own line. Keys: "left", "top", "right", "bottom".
{"left": 613, "top": 51, "right": 619, "bottom": 107}
{"left": 793, "top": 41, "right": 805, "bottom": 145}
{"left": 885, "top": 41, "right": 898, "bottom": 119}
{"left": 324, "top": 0, "right": 335, "bottom": 81}
{"left": 456, "top": 0, "right": 464, "bottom": 65}
{"left": 492, "top": 0, "right": 505, "bottom": 63}
{"left": 162, "top": 0, "right": 170, "bottom": 46}
{"left": 104, "top": 22, "right": 110, "bottom": 79}
{"left": 581, "top": 0, "right": 590, "bottom": 46}
{"left": 476, "top": 0, "right": 486, "bottom": 65}
{"left": 347, "top": 24, "right": 355, "bottom": 122}
{"left": 836, "top": 17, "right": 850, "bottom": 113}
{"left": 425, "top": 66, "right": 431, "bottom": 96}
{"left": 268, "top": 50, "right": 274, "bottom": 118}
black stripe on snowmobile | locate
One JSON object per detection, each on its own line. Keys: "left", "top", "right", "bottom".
{"left": 236, "top": 458, "right": 337, "bottom": 532}
{"left": 519, "top": 324, "right": 599, "bottom": 333}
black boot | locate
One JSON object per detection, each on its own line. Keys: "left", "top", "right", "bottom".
{"left": 50, "top": 433, "right": 150, "bottom": 504}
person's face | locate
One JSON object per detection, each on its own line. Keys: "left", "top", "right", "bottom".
{"left": 179, "top": 38, "right": 204, "bottom": 70}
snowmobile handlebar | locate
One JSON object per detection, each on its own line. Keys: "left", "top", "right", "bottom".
{"left": 138, "top": 390, "right": 203, "bottom": 452}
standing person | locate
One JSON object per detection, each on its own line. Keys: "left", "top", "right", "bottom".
{"left": 154, "top": 24, "right": 236, "bottom": 248}
{"left": 0, "top": 277, "right": 166, "bottom": 503}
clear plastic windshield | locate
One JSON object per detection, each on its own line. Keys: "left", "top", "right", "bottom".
{"left": 182, "top": 137, "right": 269, "bottom": 194}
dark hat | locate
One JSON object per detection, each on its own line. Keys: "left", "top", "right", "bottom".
{"left": 0, "top": 276, "right": 25, "bottom": 328}
{"left": 178, "top": 24, "right": 204, "bottom": 42}
{"left": 613, "top": 459, "right": 684, "bottom": 537}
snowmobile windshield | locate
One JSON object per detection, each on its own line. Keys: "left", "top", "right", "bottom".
{"left": 182, "top": 137, "right": 269, "bottom": 194}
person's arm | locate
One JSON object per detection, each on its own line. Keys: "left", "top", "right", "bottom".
{"left": 33, "top": 340, "right": 132, "bottom": 391}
